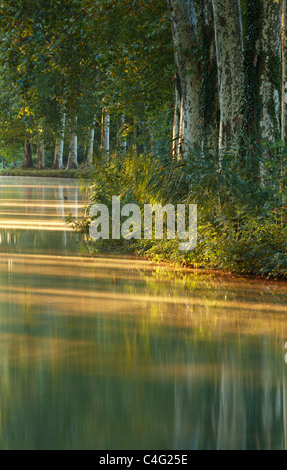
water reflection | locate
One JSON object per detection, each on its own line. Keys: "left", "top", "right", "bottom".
{"left": 0, "top": 177, "right": 83, "bottom": 255}
{"left": 0, "top": 177, "right": 287, "bottom": 449}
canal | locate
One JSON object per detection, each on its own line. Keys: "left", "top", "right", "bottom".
{"left": 0, "top": 177, "right": 287, "bottom": 450}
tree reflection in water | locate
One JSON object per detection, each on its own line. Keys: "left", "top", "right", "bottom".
{"left": 0, "top": 178, "right": 287, "bottom": 450}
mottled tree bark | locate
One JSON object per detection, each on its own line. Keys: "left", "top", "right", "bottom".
{"left": 22, "top": 139, "right": 34, "bottom": 169}
{"left": 101, "top": 112, "right": 110, "bottom": 163}
{"left": 86, "top": 118, "right": 96, "bottom": 166}
{"left": 169, "top": 0, "right": 201, "bottom": 153}
{"left": 212, "top": 0, "right": 244, "bottom": 152}
{"left": 36, "top": 140, "right": 45, "bottom": 169}
{"left": 121, "top": 115, "right": 127, "bottom": 154}
{"left": 66, "top": 116, "right": 78, "bottom": 170}
{"left": 172, "top": 73, "right": 183, "bottom": 158}
{"left": 258, "top": 0, "right": 282, "bottom": 144}
{"left": 53, "top": 113, "right": 66, "bottom": 169}
{"left": 282, "top": 0, "right": 287, "bottom": 144}
{"left": 200, "top": 0, "right": 218, "bottom": 152}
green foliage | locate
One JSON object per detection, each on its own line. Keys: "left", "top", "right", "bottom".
{"left": 73, "top": 140, "right": 287, "bottom": 278}
{"left": 0, "top": 0, "right": 173, "bottom": 167}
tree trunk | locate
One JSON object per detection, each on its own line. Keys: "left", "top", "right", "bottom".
{"left": 282, "top": 0, "right": 287, "bottom": 199}
{"left": 172, "top": 73, "right": 183, "bottom": 158}
{"left": 200, "top": 0, "right": 218, "bottom": 153}
{"left": 53, "top": 113, "right": 66, "bottom": 169}
{"left": 22, "top": 139, "right": 34, "bottom": 169}
{"left": 282, "top": 0, "right": 286, "bottom": 143}
{"left": 212, "top": 0, "right": 244, "bottom": 153}
{"left": 66, "top": 116, "right": 78, "bottom": 170}
{"left": 258, "top": 0, "right": 282, "bottom": 145}
{"left": 36, "top": 140, "right": 45, "bottom": 169}
{"left": 283, "top": 0, "right": 287, "bottom": 145}
{"left": 86, "top": 118, "right": 96, "bottom": 166}
{"left": 169, "top": 0, "right": 202, "bottom": 153}
{"left": 101, "top": 112, "right": 110, "bottom": 163}
{"left": 121, "top": 115, "right": 127, "bottom": 154}
{"left": 243, "top": 0, "right": 264, "bottom": 181}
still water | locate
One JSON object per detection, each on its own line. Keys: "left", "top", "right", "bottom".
{"left": 0, "top": 177, "right": 287, "bottom": 450}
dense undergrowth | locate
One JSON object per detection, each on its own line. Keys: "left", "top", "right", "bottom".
{"left": 69, "top": 144, "right": 287, "bottom": 279}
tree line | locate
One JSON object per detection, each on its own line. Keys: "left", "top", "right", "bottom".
{"left": 0, "top": 0, "right": 173, "bottom": 169}
{"left": 0, "top": 0, "right": 285, "bottom": 178}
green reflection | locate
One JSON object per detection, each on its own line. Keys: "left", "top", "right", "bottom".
{"left": 0, "top": 177, "right": 287, "bottom": 450}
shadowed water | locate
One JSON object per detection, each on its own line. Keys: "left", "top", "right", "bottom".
{"left": 0, "top": 177, "right": 287, "bottom": 450}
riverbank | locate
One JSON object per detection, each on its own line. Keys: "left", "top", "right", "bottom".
{"left": 68, "top": 153, "right": 287, "bottom": 281}
{"left": 75, "top": 235, "right": 287, "bottom": 281}
{"left": 83, "top": 242, "right": 287, "bottom": 286}
{"left": 0, "top": 168, "right": 91, "bottom": 178}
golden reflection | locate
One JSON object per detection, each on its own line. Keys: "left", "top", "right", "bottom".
{"left": 0, "top": 224, "right": 74, "bottom": 231}
{"left": 0, "top": 221, "right": 74, "bottom": 231}
{"left": 0, "top": 220, "right": 72, "bottom": 226}
{"left": 0, "top": 330, "right": 271, "bottom": 378}
{"left": 0, "top": 283, "right": 287, "bottom": 315}
{"left": 0, "top": 198, "right": 78, "bottom": 202}
{"left": 0, "top": 212, "right": 70, "bottom": 217}
{"left": 0, "top": 262, "right": 151, "bottom": 283}
{"left": 0, "top": 202, "right": 85, "bottom": 208}
{"left": 0, "top": 267, "right": 286, "bottom": 334}
{"left": 0, "top": 185, "right": 79, "bottom": 189}
{"left": 0, "top": 253, "right": 155, "bottom": 270}
{"left": 1, "top": 252, "right": 287, "bottom": 294}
